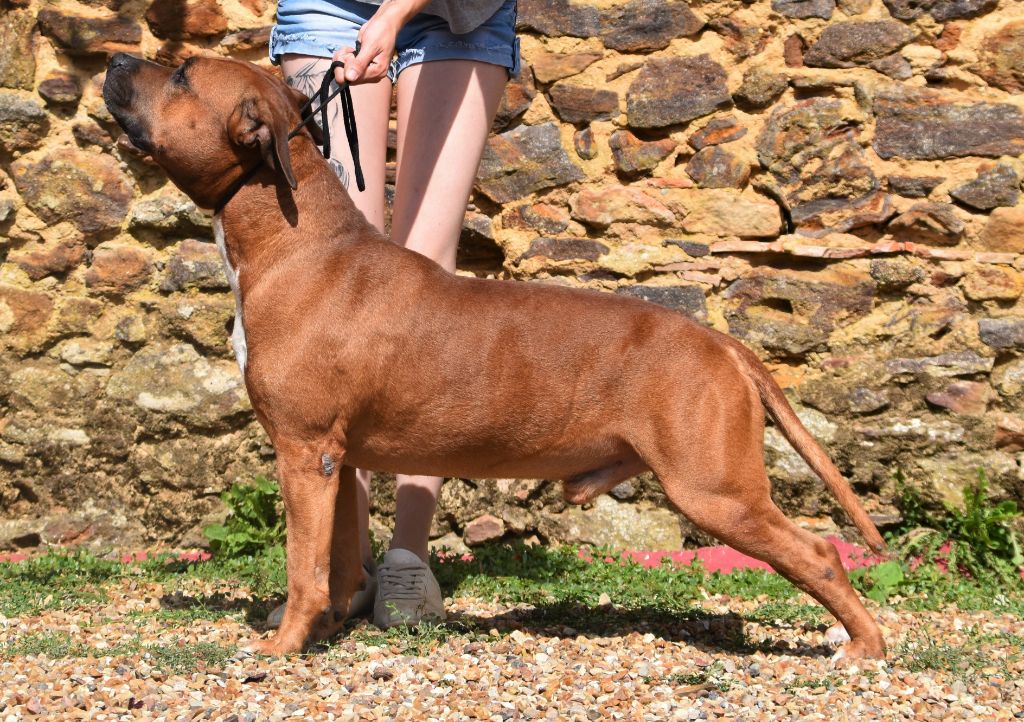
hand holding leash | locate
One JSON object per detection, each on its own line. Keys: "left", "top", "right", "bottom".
{"left": 334, "top": 0, "right": 429, "bottom": 84}
{"left": 287, "top": 46, "right": 365, "bottom": 192}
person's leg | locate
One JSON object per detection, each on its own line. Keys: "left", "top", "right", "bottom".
{"left": 279, "top": 54, "right": 392, "bottom": 231}
{"left": 278, "top": 54, "right": 392, "bottom": 569}
{"left": 386, "top": 59, "right": 508, "bottom": 561}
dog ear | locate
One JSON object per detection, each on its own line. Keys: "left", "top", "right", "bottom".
{"left": 228, "top": 95, "right": 298, "bottom": 190}
{"left": 286, "top": 86, "right": 324, "bottom": 146}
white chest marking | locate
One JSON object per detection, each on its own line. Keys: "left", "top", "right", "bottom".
{"left": 213, "top": 214, "right": 248, "bottom": 373}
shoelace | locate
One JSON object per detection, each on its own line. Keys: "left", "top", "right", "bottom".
{"left": 287, "top": 54, "right": 365, "bottom": 192}
{"left": 378, "top": 566, "right": 427, "bottom": 600}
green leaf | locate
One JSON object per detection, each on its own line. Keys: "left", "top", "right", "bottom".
{"left": 203, "top": 524, "right": 228, "bottom": 541}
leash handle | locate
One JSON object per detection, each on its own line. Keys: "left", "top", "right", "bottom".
{"left": 287, "top": 46, "right": 366, "bottom": 192}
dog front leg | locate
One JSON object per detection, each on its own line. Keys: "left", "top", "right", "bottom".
{"left": 245, "top": 438, "right": 344, "bottom": 656}
{"left": 307, "top": 464, "right": 365, "bottom": 642}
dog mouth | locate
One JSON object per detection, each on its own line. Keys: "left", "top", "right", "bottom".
{"left": 112, "top": 117, "right": 154, "bottom": 155}
{"left": 116, "top": 131, "right": 151, "bottom": 156}
{"left": 104, "top": 94, "right": 155, "bottom": 155}
{"left": 103, "top": 55, "right": 155, "bottom": 155}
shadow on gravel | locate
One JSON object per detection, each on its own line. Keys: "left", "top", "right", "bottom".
{"left": 158, "top": 591, "right": 279, "bottom": 629}
{"left": 448, "top": 603, "right": 837, "bottom": 659}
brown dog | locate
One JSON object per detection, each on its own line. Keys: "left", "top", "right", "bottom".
{"left": 103, "top": 54, "right": 887, "bottom": 660}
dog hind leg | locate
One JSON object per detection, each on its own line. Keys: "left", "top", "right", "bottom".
{"left": 655, "top": 465, "right": 885, "bottom": 659}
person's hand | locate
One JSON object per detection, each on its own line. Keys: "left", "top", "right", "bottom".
{"left": 334, "top": 0, "right": 427, "bottom": 84}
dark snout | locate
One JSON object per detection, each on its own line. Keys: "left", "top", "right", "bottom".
{"left": 103, "top": 53, "right": 163, "bottom": 153}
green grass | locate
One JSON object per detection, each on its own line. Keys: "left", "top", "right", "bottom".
{"left": 144, "top": 640, "right": 236, "bottom": 672}
{"left": 3, "top": 542, "right": 1022, "bottom": 620}
{"left": 0, "top": 550, "right": 123, "bottom": 616}
{"left": 894, "top": 627, "right": 1022, "bottom": 685}
{"left": 0, "top": 631, "right": 233, "bottom": 673}
{"left": 1, "top": 540, "right": 1022, "bottom": 671}
{"left": 334, "top": 619, "right": 497, "bottom": 658}
{"left": 783, "top": 673, "right": 845, "bottom": 693}
{"left": 0, "top": 631, "right": 93, "bottom": 659}
{"left": 653, "top": 661, "right": 732, "bottom": 692}
{"left": 745, "top": 601, "right": 826, "bottom": 627}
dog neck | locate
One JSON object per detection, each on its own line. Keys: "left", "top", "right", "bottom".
{"left": 215, "top": 135, "right": 377, "bottom": 277}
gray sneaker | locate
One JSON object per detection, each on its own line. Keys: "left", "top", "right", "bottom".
{"left": 373, "top": 548, "right": 446, "bottom": 629}
{"left": 266, "top": 560, "right": 377, "bottom": 629}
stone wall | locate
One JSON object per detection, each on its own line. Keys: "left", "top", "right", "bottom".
{"left": 1, "top": 0, "right": 1023, "bottom": 551}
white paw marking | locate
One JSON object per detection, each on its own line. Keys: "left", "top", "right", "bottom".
{"left": 825, "top": 622, "right": 851, "bottom": 645}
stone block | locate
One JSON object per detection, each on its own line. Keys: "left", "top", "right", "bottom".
{"left": 949, "top": 164, "right": 1020, "bottom": 211}
{"left": 976, "top": 20, "right": 1024, "bottom": 93}
{"left": 519, "top": 237, "right": 609, "bottom": 263}
{"left": 0, "top": 92, "right": 48, "bottom": 153}
{"left": 685, "top": 147, "right": 750, "bottom": 189}
{"left": 609, "top": 130, "right": 675, "bottom": 176}
{"left": 873, "top": 89, "right": 1024, "bottom": 160}
{"left": 476, "top": 123, "right": 584, "bottom": 203}
{"left": 734, "top": 69, "right": 788, "bottom": 110}
{"left": 688, "top": 116, "right": 747, "bottom": 150}
{"left": 804, "top": 21, "right": 915, "bottom": 69}
{"left": 106, "top": 343, "right": 249, "bottom": 427}
{"left": 11, "top": 148, "right": 132, "bottom": 237}
{"left": 161, "top": 239, "right": 229, "bottom": 293}
{"left": 887, "top": 203, "right": 965, "bottom": 246}
{"left": 979, "top": 318, "right": 1024, "bottom": 350}
{"left": 772, "top": 0, "right": 835, "bottom": 19}
{"left": 548, "top": 83, "right": 618, "bottom": 124}
{"left": 570, "top": 186, "right": 675, "bottom": 228}
{"left": 145, "top": 0, "right": 228, "bottom": 40}
{"left": 626, "top": 55, "right": 731, "bottom": 129}
{"left": 978, "top": 207, "right": 1024, "bottom": 253}
{"left": 680, "top": 190, "right": 783, "bottom": 238}
{"left": 85, "top": 243, "right": 152, "bottom": 297}
{"left": 37, "top": 9, "right": 140, "bottom": 56}
{"left": 0, "top": 10, "right": 36, "bottom": 90}
{"left": 615, "top": 285, "right": 707, "bottom": 322}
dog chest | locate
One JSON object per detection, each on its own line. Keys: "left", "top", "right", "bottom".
{"left": 213, "top": 214, "right": 248, "bottom": 373}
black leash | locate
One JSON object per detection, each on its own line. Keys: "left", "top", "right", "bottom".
{"left": 288, "top": 56, "right": 365, "bottom": 192}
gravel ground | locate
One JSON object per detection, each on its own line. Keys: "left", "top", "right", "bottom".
{"left": 0, "top": 574, "right": 1021, "bottom": 721}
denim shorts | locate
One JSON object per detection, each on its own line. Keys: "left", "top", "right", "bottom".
{"left": 270, "top": 0, "right": 520, "bottom": 81}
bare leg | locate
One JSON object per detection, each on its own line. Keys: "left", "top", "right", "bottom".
{"left": 279, "top": 55, "right": 391, "bottom": 565}
{"left": 389, "top": 60, "right": 507, "bottom": 560}
{"left": 279, "top": 54, "right": 391, "bottom": 229}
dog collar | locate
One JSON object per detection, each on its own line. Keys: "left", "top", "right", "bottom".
{"left": 212, "top": 161, "right": 265, "bottom": 215}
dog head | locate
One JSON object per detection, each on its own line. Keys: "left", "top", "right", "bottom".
{"left": 103, "top": 53, "right": 320, "bottom": 209}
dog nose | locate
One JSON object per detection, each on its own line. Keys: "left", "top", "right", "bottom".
{"left": 108, "top": 53, "right": 138, "bottom": 73}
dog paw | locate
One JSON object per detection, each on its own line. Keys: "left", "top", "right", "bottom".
{"left": 830, "top": 638, "right": 886, "bottom": 666}
{"left": 309, "top": 608, "right": 347, "bottom": 642}
{"left": 243, "top": 635, "right": 301, "bottom": 657}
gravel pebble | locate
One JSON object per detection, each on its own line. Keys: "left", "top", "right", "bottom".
{"left": 0, "top": 580, "right": 1021, "bottom": 719}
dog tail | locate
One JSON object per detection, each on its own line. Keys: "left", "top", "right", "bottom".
{"left": 729, "top": 340, "right": 887, "bottom": 554}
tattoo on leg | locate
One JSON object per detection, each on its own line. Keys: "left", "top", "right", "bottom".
{"left": 285, "top": 61, "right": 322, "bottom": 99}
{"left": 285, "top": 60, "right": 342, "bottom": 130}
{"left": 329, "top": 158, "right": 351, "bottom": 189}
